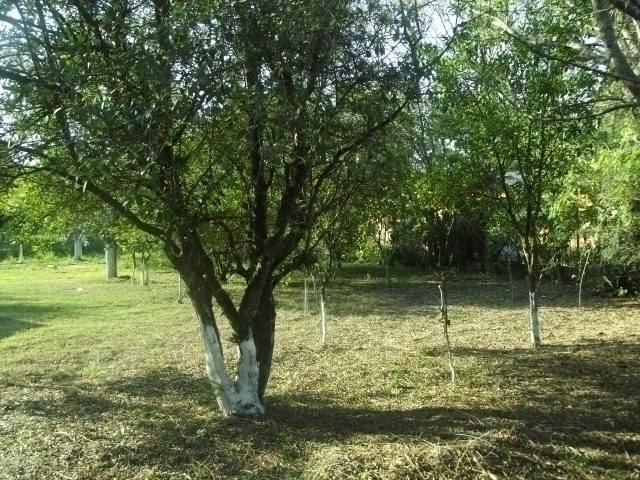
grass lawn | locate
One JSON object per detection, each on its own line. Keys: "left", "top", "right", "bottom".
{"left": 0, "top": 257, "right": 639, "bottom": 479}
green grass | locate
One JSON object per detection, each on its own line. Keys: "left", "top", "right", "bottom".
{"left": 1, "top": 257, "right": 639, "bottom": 479}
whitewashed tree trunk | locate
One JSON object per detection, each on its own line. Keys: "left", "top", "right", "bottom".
{"left": 140, "top": 253, "right": 150, "bottom": 286}
{"left": 177, "top": 274, "right": 184, "bottom": 304}
{"left": 304, "top": 278, "right": 309, "bottom": 315}
{"left": 201, "top": 325, "right": 265, "bottom": 417}
{"left": 320, "top": 293, "right": 328, "bottom": 345}
{"left": 73, "top": 235, "right": 83, "bottom": 260}
{"left": 105, "top": 243, "right": 117, "bottom": 279}
{"left": 131, "top": 252, "right": 137, "bottom": 286}
{"left": 529, "top": 291, "right": 541, "bottom": 347}
{"left": 18, "top": 244, "right": 24, "bottom": 263}
{"left": 310, "top": 273, "right": 317, "bottom": 301}
{"left": 524, "top": 238, "right": 541, "bottom": 348}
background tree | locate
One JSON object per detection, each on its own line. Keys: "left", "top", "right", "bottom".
{"left": 430, "top": 0, "right": 597, "bottom": 346}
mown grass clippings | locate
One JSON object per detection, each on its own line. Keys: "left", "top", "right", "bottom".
{"left": 1, "top": 259, "right": 639, "bottom": 479}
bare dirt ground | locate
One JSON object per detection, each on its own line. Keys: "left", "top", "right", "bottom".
{"left": 0, "top": 263, "right": 638, "bottom": 479}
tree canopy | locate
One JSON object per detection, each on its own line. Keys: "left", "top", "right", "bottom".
{"left": 0, "top": 0, "right": 439, "bottom": 415}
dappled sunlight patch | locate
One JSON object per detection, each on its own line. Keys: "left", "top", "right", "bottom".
{"left": 304, "top": 434, "right": 507, "bottom": 480}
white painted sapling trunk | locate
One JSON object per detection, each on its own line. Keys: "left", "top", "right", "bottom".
{"left": 105, "top": 243, "right": 117, "bottom": 279}
{"left": 320, "top": 293, "right": 328, "bottom": 345}
{"left": 529, "top": 291, "right": 541, "bottom": 347}
{"left": 304, "top": 278, "right": 309, "bottom": 315}
{"left": 201, "top": 325, "right": 265, "bottom": 416}
{"left": 131, "top": 252, "right": 137, "bottom": 286}
{"left": 73, "top": 235, "right": 83, "bottom": 260}
{"left": 140, "top": 254, "right": 150, "bottom": 286}
{"left": 177, "top": 274, "right": 184, "bottom": 304}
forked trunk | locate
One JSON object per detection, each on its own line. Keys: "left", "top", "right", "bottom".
{"left": 191, "top": 288, "right": 266, "bottom": 417}
{"left": 166, "top": 235, "right": 274, "bottom": 416}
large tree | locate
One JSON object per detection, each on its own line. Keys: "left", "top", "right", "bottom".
{"left": 0, "top": 0, "right": 434, "bottom": 415}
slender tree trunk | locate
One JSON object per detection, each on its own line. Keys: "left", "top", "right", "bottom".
{"left": 508, "top": 258, "right": 514, "bottom": 303}
{"left": 528, "top": 256, "right": 541, "bottom": 347}
{"left": 105, "top": 242, "right": 117, "bottom": 279}
{"left": 304, "top": 277, "right": 309, "bottom": 315}
{"left": 165, "top": 230, "right": 269, "bottom": 416}
{"left": 73, "top": 234, "right": 83, "bottom": 260}
{"left": 310, "top": 272, "right": 317, "bottom": 301}
{"left": 177, "top": 274, "right": 184, "bottom": 304}
{"left": 385, "top": 257, "right": 391, "bottom": 285}
{"left": 18, "top": 244, "right": 24, "bottom": 263}
{"left": 579, "top": 248, "right": 591, "bottom": 308}
{"left": 251, "top": 284, "right": 276, "bottom": 403}
{"left": 131, "top": 251, "right": 137, "bottom": 286}
{"left": 438, "top": 277, "right": 455, "bottom": 383}
{"left": 320, "top": 285, "right": 328, "bottom": 345}
{"left": 140, "top": 251, "right": 150, "bottom": 286}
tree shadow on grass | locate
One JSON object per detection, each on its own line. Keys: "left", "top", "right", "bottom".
{"left": 0, "top": 297, "right": 52, "bottom": 339}
{"left": 10, "top": 341, "right": 640, "bottom": 478}
{"left": 0, "top": 317, "right": 43, "bottom": 340}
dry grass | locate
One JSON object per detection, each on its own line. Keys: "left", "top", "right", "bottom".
{"left": 0, "top": 260, "right": 639, "bottom": 479}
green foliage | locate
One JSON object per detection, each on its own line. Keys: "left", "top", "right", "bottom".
{"left": 425, "top": 0, "right": 598, "bottom": 276}
{"left": 587, "top": 111, "right": 640, "bottom": 293}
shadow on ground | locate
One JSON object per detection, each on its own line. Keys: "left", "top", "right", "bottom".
{"left": 0, "top": 296, "right": 52, "bottom": 339}
{"left": 11, "top": 341, "right": 640, "bottom": 478}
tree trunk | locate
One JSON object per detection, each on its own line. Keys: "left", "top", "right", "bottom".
{"left": 320, "top": 275, "right": 330, "bottom": 345}
{"left": 131, "top": 251, "right": 137, "bottom": 286}
{"left": 73, "top": 234, "right": 83, "bottom": 260}
{"left": 105, "top": 242, "right": 117, "bottom": 279}
{"left": 253, "top": 285, "right": 276, "bottom": 403}
{"left": 165, "top": 231, "right": 269, "bottom": 416}
{"left": 185, "top": 274, "right": 266, "bottom": 417}
{"left": 320, "top": 291, "right": 328, "bottom": 345}
{"left": 18, "top": 244, "right": 24, "bottom": 263}
{"left": 438, "top": 278, "right": 455, "bottom": 383}
{"left": 140, "top": 251, "right": 150, "bottom": 286}
{"left": 528, "top": 261, "right": 541, "bottom": 347}
{"left": 177, "top": 274, "right": 184, "bottom": 304}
